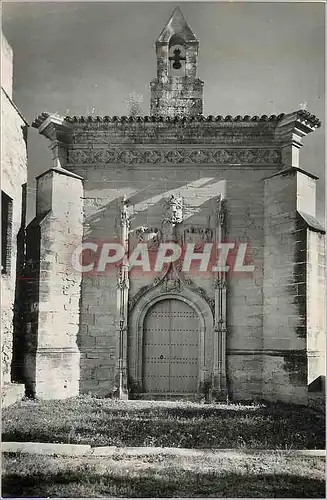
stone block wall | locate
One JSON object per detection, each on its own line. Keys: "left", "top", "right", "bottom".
{"left": 150, "top": 77, "right": 204, "bottom": 117}
{"left": 263, "top": 170, "right": 307, "bottom": 403}
{"left": 24, "top": 168, "right": 83, "bottom": 399}
{"left": 1, "top": 85, "right": 27, "bottom": 386}
{"left": 78, "top": 275, "right": 117, "bottom": 394}
{"left": 263, "top": 167, "right": 325, "bottom": 404}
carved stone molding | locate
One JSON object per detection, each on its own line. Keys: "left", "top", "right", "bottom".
{"left": 135, "top": 226, "right": 149, "bottom": 242}
{"left": 120, "top": 195, "right": 130, "bottom": 229}
{"left": 128, "top": 262, "right": 215, "bottom": 397}
{"left": 134, "top": 226, "right": 214, "bottom": 252}
{"left": 134, "top": 226, "right": 163, "bottom": 250}
{"left": 214, "top": 278, "right": 227, "bottom": 290}
{"left": 161, "top": 267, "right": 183, "bottom": 293}
{"left": 117, "top": 274, "right": 130, "bottom": 290}
{"left": 67, "top": 147, "right": 282, "bottom": 166}
{"left": 115, "top": 195, "right": 130, "bottom": 399}
{"left": 129, "top": 263, "right": 215, "bottom": 312}
{"left": 184, "top": 227, "right": 213, "bottom": 247}
{"left": 163, "top": 194, "right": 184, "bottom": 225}
{"left": 216, "top": 194, "right": 225, "bottom": 228}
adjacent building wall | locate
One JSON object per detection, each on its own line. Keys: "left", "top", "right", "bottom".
{"left": 1, "top": 32, "right": 28, "bottom": 393}
{"left": 1, "top": 31, "right": 13, "bottom": 99}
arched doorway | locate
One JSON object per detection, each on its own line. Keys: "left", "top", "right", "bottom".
{"left": 143, "top": 298, "right": 200, "bottom": 396}
{"left": 128, "top": 282, "right": 214, "bottom": 399}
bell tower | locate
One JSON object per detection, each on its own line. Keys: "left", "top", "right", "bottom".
{"left": 150, "top": 7, "right": 204, "bottom": 117}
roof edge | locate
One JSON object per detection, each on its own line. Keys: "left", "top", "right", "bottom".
{"left": 36, "top": 166, "right": 84, "bottom": 181}
{"left": 32, "top": 110, "right": 321, "bottom": 128}
{"left": 263, "top": 166, "right": 319, "bottom": 181}
{"left": 32, "top": 112, "right": 288, "bottom": 128}
{"left": 297, "top": 211, "right": 325, "bottom": 234}
{"left": 1, "top": 86, "right": 29, "bottom": 126}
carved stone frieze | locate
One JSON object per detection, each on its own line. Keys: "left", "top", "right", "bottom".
{"left": 67, "top": 147, "right": 282, "bottom": 166}
{"left": 72, "top": 129, "right": 279, "bottom": 146}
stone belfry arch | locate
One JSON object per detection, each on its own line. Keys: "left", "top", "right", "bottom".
{"left": 150, "top": 7, "right": 204, "bottom": 117}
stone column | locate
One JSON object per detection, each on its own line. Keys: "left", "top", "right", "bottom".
{"left": 156, "top": 42, "right": 169, "bottom": 79}
{"left": 212, "top": 194, "right": 228, "bottom": 400}
{"left": 24, "top": 167, "right": 84, "bottom": 399}
{"left": 114, "top": 196, "right": 130, "bottom": 399}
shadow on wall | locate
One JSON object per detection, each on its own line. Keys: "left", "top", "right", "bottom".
{"left": 308, "top": 376, "right": 325, "bottom": 413}
{"left": 308, "top": 375, "right": 325, "bottom": 393}
{"left": 11, "top": 184, "right": 27, "bottom": 385}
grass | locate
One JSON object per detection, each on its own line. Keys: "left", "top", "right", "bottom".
{"left": 2, "top": 450, "right": 325, "bottom": 497}
{"left": 2, "top": 396, "right": 325, "bottom": 449}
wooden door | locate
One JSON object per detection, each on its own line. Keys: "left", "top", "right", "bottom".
{"left": 143, "top": 299, "right": 200, "bottom": 396}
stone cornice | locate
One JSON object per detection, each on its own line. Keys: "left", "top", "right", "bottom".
{"left": 92, "top": 114, "right": 283, "bottom": 124}
{"left": 281, "top": 109, "right": 321, "bottom": 129}
{"left": 264, "top": 166, "right": 319, "bottom": 181}
{"left": 33, "top": 112, "right": 72, "bottom": 144}
{"left": 32, "top": 111, "right": 321, "bottom": 129}
{"left": 32, "top": 110, "right": 321, "bottom": 150}
{"left": 32, "top": 111, "right": 50, "bottom": 128}
{"left": 33, "top": 113, "right": 285, "bottom": 126}
{"left": 275, "top": 110, "right": 321, "bottom": 143}
{"left": 32, "top": 113, "right": 73, "bottom": 169}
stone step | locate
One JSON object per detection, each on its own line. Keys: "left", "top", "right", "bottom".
{"left": 1, "top": 383, "right": 25, "bottom": 408}
{"left": 1, "top": 441, "right": 325, "bottom": 458}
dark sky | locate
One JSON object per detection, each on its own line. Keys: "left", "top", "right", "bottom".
{"left": 2, "top": 1, "right": 325, "bottom": 222}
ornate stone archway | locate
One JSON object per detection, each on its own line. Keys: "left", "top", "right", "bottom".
{"left": 128, "top": 265, "right": 214, "bottom": 399}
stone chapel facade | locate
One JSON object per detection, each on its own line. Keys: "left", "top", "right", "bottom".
{"left": 27, "top": 8, "right": 325, "bottom": 404}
